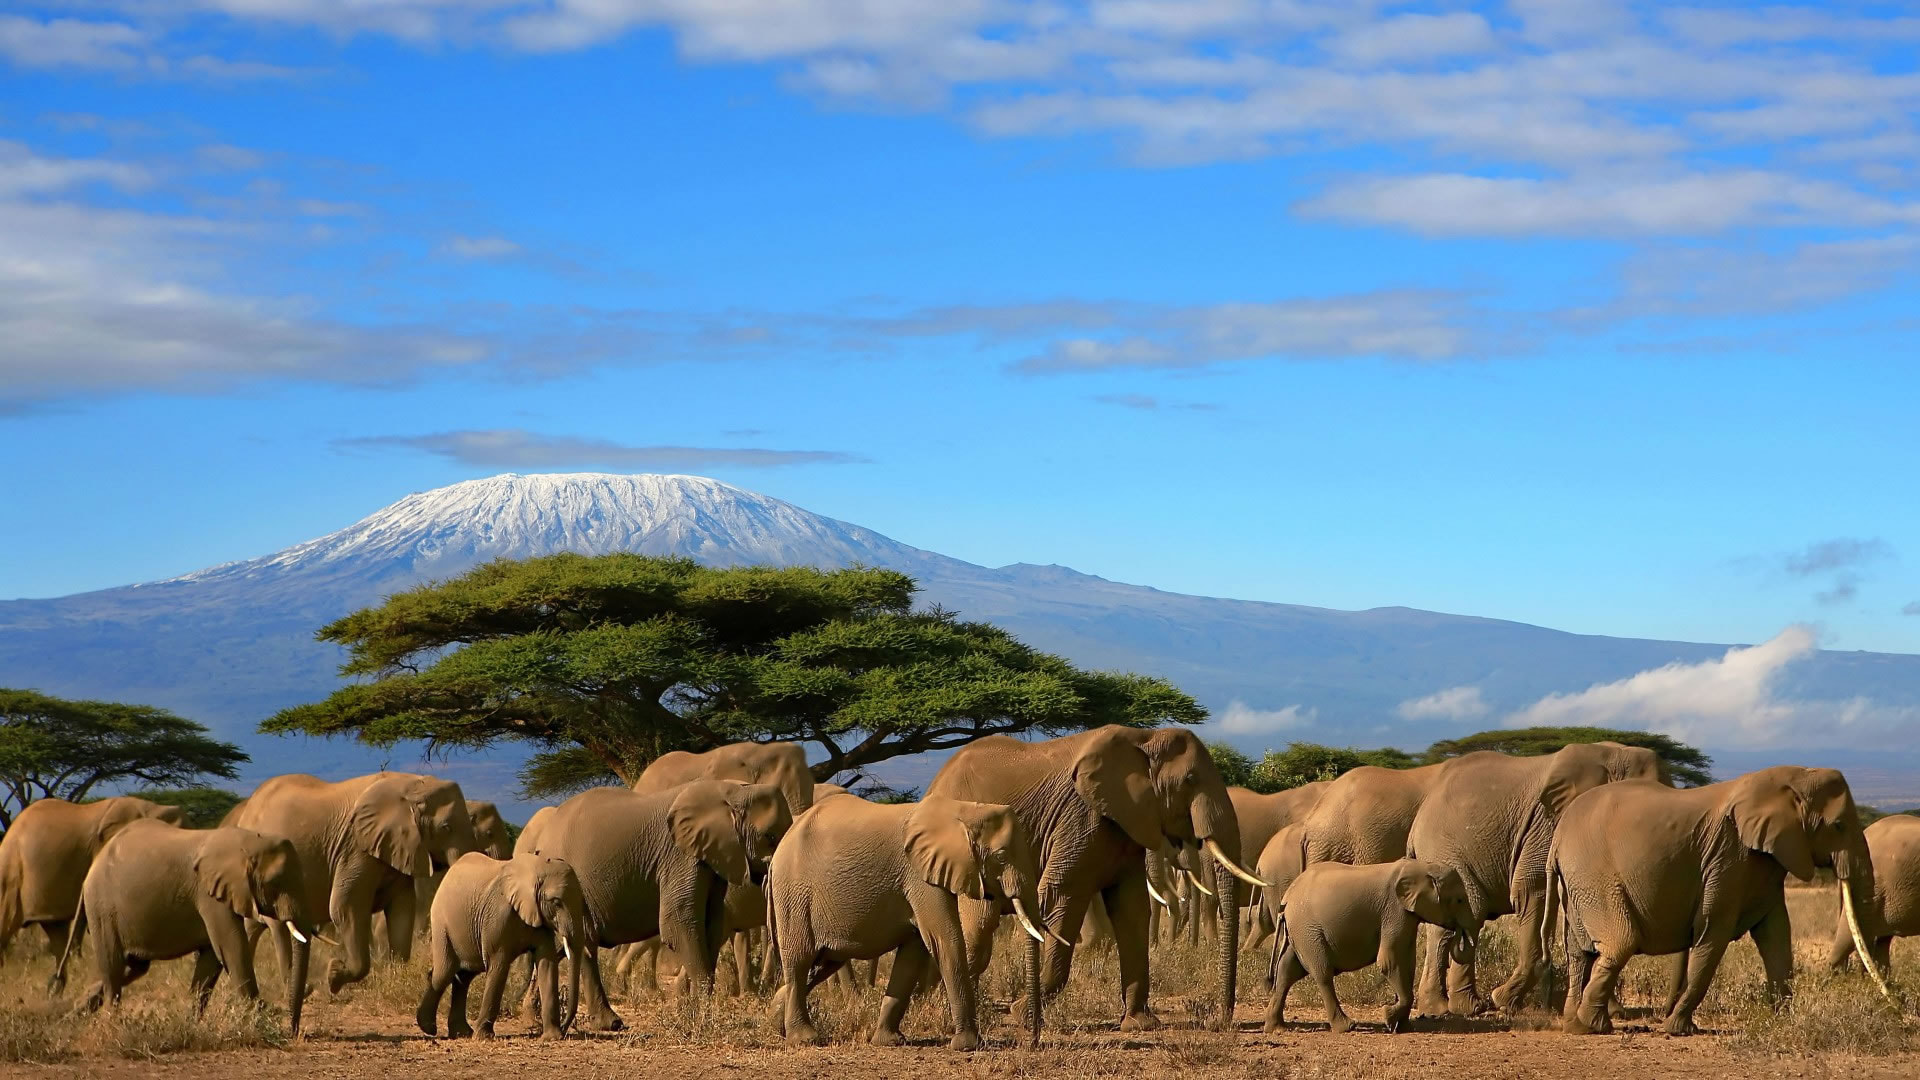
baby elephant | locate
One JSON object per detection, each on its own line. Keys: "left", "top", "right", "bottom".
{"left": 768, "top": 793, "right": 1056, "bottom": 1050}
{"left": 1265, "top": 859, "right": 1476, "bottom": 1034}
{"left": 53, "top": 820, "right": 316, "bottom": 1035}
{"left": 418, "top": 852, "right": 591, "bottom": 1040}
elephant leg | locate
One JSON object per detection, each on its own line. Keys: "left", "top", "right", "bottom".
{"left": 1384, "top": 938, "right": 1417, "bottom": 1033}
{"left": 119, "top": 955, "right": 152, "bottom": 999}
{"left": 1308, "top": 949, "right": 1349, "bottom": 1033}
{"left": 1263, "top": 939, "right": 1305, "bottom": 1033}
{"left": 1658, "top": 951, "right": 1688, "bottom": 1021}
{"left": 1445, "top": 930, "right": 1482, "bottom": 1015}
{"left": 1566, "top": 942, "right": 1634, "bottom": 1035}
{"left": 535, "top": 952, "right": 563, "bottom": 1040}
{"left": 626, "top": 940, "right": 660, "bottom": 992}
{"left": 39, "top": 920, "right": 72, "bottom": 959}
{"left": 731, "top": 929, "right": 756, "bottom": 996}
{"left": 1493, "top": 896, "right": 1547, "bottom": 1011}
{"left": 384, "top": 884, "right": 418, "bottom": 963}
{"left": 447, "top": 971, "right": 475, "bottom": 1039}
{"left": 872, "top": 939, "right": 928, "bottom": 1046}
{"left": 1105, "top": 873, "right": 1159, "bottom": 1033}
{"left": 326, "top": 864, "right": 384, "bottom": 994}
{"left": 417, "top": 936, "right": 457, "bottom": 1036}
{"left": 475, "top": 950, "right": 514, "bottom": 1039}
{"left": 1246, "top": 903, "right": 1273, "bottom": 952}
{"left": 1750, "top": 907, "right": 1794, "bottom": 1005}
{"left": 189, "top": 948, "right": 223, "bottom": 1014}
{"left": 1416, "top": 925, "right": 1450, "bottom": 1017}
{"left": 779, "top": 942, "right": 824, "bottom": 1044}
{"left": 915, "top": 893, "right": 982, "bottom": 1051}
{"left": 577, "top": 940, "right": 626, "bottom": 1031}
{"left": 207, "top": 912, "right": 259, "bottom": 1002}
{"left": 1874, "top": 937, "right": 1894, "bottom": 980}
{"left": 1662, "top": 937, "right": 1730, "bottom": 1036}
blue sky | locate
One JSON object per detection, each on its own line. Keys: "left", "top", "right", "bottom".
{"left": 3, "top": 0, "right": 1918, "bottom": 657}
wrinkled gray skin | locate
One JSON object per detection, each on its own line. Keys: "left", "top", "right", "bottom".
{"left": 767, "top": 794, "right": 1047, "bottom": 1050}
{"left": 417, "top": 852, "right": 591, "bottom": 1041}
{"left": 1264, "top": 859, "right": 1477, "bottom": 1034}
{"left": 225, "top": 772, "right": 478, "bottom": 996}
{"left": 0, "top": 796, "right": 186, "bottom": 961}
{"left": 1829, "top": 814, "right": 1920, "bottom": 976}
{"left": 407, "top": 799, "right": 517, "bottom": 937}
{"left": 926, "top": 726, "right": 1256, "bottom": 1033}
{"left": 1550, "top": 767, "right": 1877, "bottom": 1036}
{"left": 1404, "top": 743, "right": 1668, "bottom": 1016}
{"left": 515, "top": 779, "right": 791, "bottom": 1031}
{"left": 52, "top": 821, "right": 316, "bottom": 1036}
{"left": 1228, "top": 783, "right": 1330, "bottom": 949}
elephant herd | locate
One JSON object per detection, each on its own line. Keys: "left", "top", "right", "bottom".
{"left": 0, "top": 726, "right": 1915, "bottom": 1048}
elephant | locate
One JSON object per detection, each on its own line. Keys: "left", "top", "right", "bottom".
{"left": 1298, "top": 762, "right": 1448, "bottom": 868}
{"left": 1829, "top": 814, "right": 1920, "bottom": 976}
{"left": 50, "top": 820, "right": 317, "bottom": 1035}
{"left": 924, "top": 726, "right": 1266, "bottom": 1033}
{"left": 417, "top": 852, "right": 591, "bottom": 1041}
{"left": 618, "top": 878, "right": 764, "bottom": 996}
{"left": 1228, "top": 782, "right": 1330, "bottom": 949}
{"left": 0, "top": 795, "right": 185, "bottom": 961}
{"left": 1263, "top": 859, "right": 1477, "bottom": 1034}
{"left": 224, "top": 771, "right": 478, "bottom": 995}
{"left": 513, "top": 778, "right": 791, "bottom": 1030}
{"left": 1549, "top": 766, "right": 1885, "bottom": 1036}
{"left": 410, "top": 799, "right": 517, "bottom": 930}
{"left": 1143, "top": 847, "right": 1184, "bottom": 941}
{"left": 1253, "top": 823, "right": 1311, "bottom": 955}
{"left": 767, "top": 793, "right": 1056, "bottom": 1049}
{"left": 1405, "top": 743, "right": 1667, "bottom": 1016}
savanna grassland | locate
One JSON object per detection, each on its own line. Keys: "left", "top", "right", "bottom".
{"left": 4, "top": 886, "right": 1918, "bottom": 1079}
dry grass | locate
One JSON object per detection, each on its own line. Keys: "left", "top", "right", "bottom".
{"left": 3, "top": 883, "right": 1919, "bottom": 1074}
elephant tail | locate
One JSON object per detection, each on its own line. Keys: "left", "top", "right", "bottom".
{"left": 1540, "top": 837, "right": 1565, "bottom": 1012}
{"left": 49, "top": 888, "right": 86, "bottom": 995}
{"left": 1265, "top": 910, "right": 1287, "bottom": 990}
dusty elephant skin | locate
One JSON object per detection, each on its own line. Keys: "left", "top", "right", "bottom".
{"left": 625, "top": 741, "right": 816, "bottom": 994}
{"left": 513, "top": 777, "right": 791, "bottom": 1032}
{"left": 50, "top": 820, "right": 317, "bottom": 1035}
{"left": 1228, "top": 783, "right": 1329, "bottom": 950}
{"left": 417, "top": 852, "right": 590, "bottom": 1041}
{"left": 924, "top": 725, "right": 1264, "bottom": 1034}
{"left": 1404, "top": 741, "right": 1667, "bottom": 1016}
{"left": 1264, "top": 858, "right": 1478, "bottom": 1034}
{"left": 0, "top": 795, "right": 186, "bottom": 961}
{"left": 766, "top": 793, "right": 1052, "bottom": 1050}
{"left": 1830, "top": 814, "right": 1920, "bottom": 975}
{"left": 1550, "top": 765, "right": 1884, "bottom": 1035}
{"left": 223, "top": 772, "right": 479, "bottom": 997}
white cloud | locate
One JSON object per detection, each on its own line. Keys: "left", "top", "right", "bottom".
{"left": 0, "top": 16, "right": 144, "bottom": 70}
{"left": 336, "top": 428, "right": 867, "bottom": 468}
{"left": 1506, "top": 626, "right": 1920, "bottom": 748}
{"left": 1397, "top": 686, "right": 1490, "bottom": 722}
{"left": 1330, "top": 13, "right": 1497, "bottom": 67}
{"left": 441, "top": 234, "right": 523, "bottom": 259}
{"left": 1216, "top": 701, "right": 1317, "bottom": 736}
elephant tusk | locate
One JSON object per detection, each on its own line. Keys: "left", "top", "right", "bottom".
{"left": 1011, "top": 899, "right": 1047, "bottom": 944}
{"left": 315, "top": 931, "right": 343, "bottom": 949}
{"left": 1145, "top": 879, "right": 1170, "bottom": 908}
{"left": 1841, "top": 877, "right": 1895, "bottom": 1002}
{"left": 1185, "top": 869, "right": 1215, "bottom": 898}
{"left": 562, "top": 938, "right": 573, "bottom": 961}
{"left": 287, "top": 924, "right": 308, "bottom": 945}
{"left": 1205, "top": 839, "right": 1273, "bottom": 889}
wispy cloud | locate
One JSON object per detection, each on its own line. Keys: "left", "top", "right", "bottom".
{"left": 335, "top": 428, "right": 870, "bottom": 469}
{"left": 1902, "top": 601, "right": 1920, "bottom": 617}
{"left": 1506, "top": 626, "right": 1920, "bottom": 748}
{"left": 1396, "top": 686, "right": 1489, "bottom": 722}
{"left": 0, "top": 14, "right": 302, "bottom": 79}
{"left": 440, "top": 234, "right": 522, "bottom": 260}
{"left": 1779, "top": 537, "right": 1895, "bottom": 608}
{"left": 1215, "top": 701, "right": 1317, "bottom": 736}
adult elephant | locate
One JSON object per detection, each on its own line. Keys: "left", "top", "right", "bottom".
{"left": 225, "top": 771, "right": 478, "bottom": 994}
{"left": 1407, "top": 743, "right": 1666, "bottom": 1016}
{"left": 1550, "top": 766, "right": 1886, "bottom": 1035}
{"left": 515, "top": 778, "right": 791, "bottom": 1031}
{"left": 925, "top": 726, "right": 1265, "bottom": 1033}
{"left": 0, "top": 795, "right": 185, "bottom": 961}
{"left": 1229, "top": 783, "right": 1329, "bottom": 949}
{"left": 1299, "top": 763, "right": 1449, "bottom": 868}
{"left": 467, "top": 802, "right": 514, "bottom": 859}
{"left": 1827, "top": 814, "right": 1920, "bottom": 976}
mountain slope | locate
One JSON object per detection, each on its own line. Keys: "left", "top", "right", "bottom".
{"left": 4, "top": 472, "right": 1918, "bottom": 809}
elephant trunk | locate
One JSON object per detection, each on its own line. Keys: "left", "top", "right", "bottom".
{"left": 288, "top": 933, "right": 310, "bottom": 1037}
{"left": 563, "top": 941, "right": 583, "bottom": 1032}
{"left": 1213, "top": 859, "right": 1239, "bottom": 1033}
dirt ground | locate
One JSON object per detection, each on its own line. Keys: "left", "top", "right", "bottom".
{"left": 5, "top": 886, "right": 1918, "bottom": 1079}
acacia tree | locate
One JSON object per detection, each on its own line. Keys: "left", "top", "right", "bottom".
{"left": 1420, "top": 725, "right": 1714, "bottom": 787}
{"left": 0, "top": 689, "right": 249, "bottom": 830}
{"left": 265, "top": 554, "right": 1205, "bottom": 798}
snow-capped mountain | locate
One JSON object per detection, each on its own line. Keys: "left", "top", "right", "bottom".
{"left": 5, "top": 471, "right": 1920, "bottom": 812}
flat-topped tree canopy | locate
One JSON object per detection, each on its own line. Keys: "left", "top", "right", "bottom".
{"left": 266, "top": 553, "right": 1204, "bottom": 799}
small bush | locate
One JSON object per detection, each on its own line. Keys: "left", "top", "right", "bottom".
{"left": 1730, "top": 967, "right": 1919, "bottom": 1057}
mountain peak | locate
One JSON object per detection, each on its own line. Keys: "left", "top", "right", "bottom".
{"left": 158, "top": 471, "right": 958, "bottom": 591}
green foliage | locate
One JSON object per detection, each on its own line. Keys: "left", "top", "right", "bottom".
{"left": 126, "top": 787, "right": 245, "bottom": 828}
{"left": 0, "top": 689, "right": 248, "bottom": 831}
{"left": 1204, "top": 742, "right": 1256, "bottom": 789}
{"left": 265, "top": 554, "right": 1205, "bottom": 799}
{"left": 1245, "top": 742, "right": 1418, "bottom": 792}
{"left": 1421, "top": 725, "right": 1714, "bottom": 787}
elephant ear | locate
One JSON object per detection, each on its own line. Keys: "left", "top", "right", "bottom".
{"left": 503, "top": 856, "right": 544, "bottom": 928}
{"left": 1071, "top": 730, "right": 1164, "bottom": 853}
{"left": 194, "top": 831, "right": 258, "bottom": 919}
{"left": 1732, "top": 781, "right": 1816, "bottom": 882}
{"left": 1541, "top": 748, "right": 1612, "bottom": 817}
{"left": 350, "top": 777, "right": 432, "bottom": 878}
{"left": 668, "top": 781, "right": 750, "bottom": 886}
{"left": 905, "top": 797, "right": 988, "bottom": 899}
{"left": 1391, "top": 862, "right": 1429, "bottom": 915}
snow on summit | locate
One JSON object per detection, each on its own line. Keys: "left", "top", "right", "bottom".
{"left": 166, "top": 472, "right": 945, "bottom": 589}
